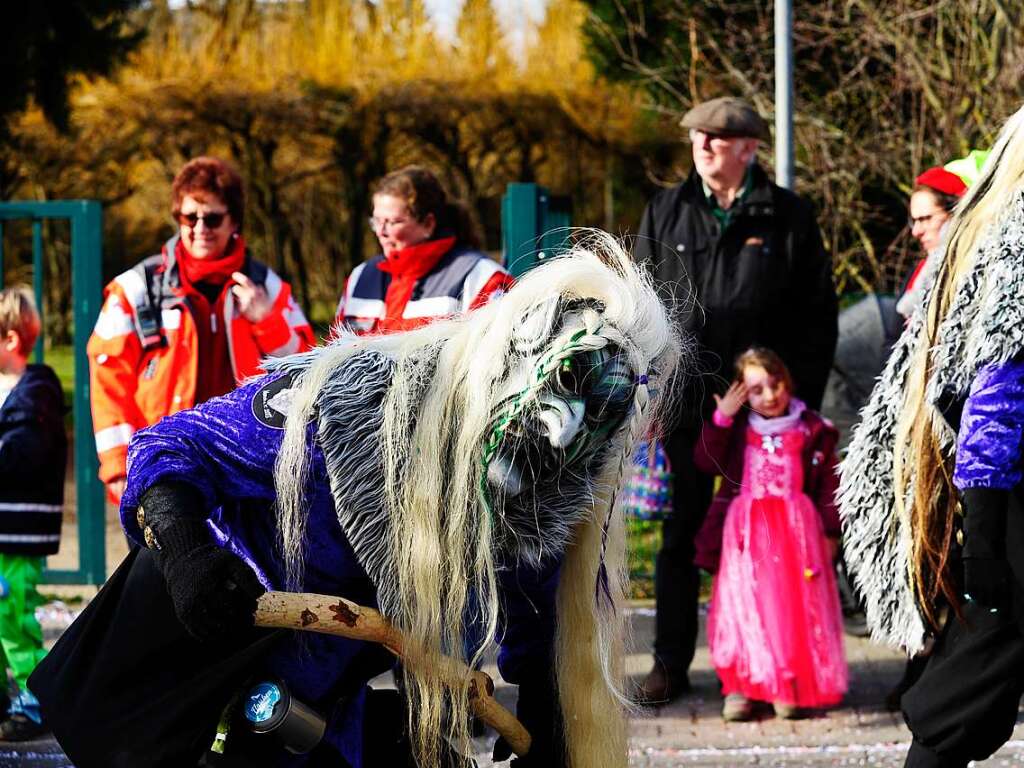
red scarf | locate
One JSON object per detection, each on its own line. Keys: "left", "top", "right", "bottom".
{"left": 171, "top": 235, "right": 246, "bottom": 404}
{"left": 379, "top": 236, "right": 456, "bottom": 279}
{"left": 377, "top": 237, "right": 456, "bottom": 327}
{"left": 176, "top": 235, "right": 247, "bottom": 287}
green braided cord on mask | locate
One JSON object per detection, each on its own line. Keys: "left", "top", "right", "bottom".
{"left": 477, "top": 319, "right": 617, "bottom": 520}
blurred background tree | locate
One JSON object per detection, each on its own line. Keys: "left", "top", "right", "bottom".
{"left": 0, "top": 0, "right": 144, "bottom": 131}
{"left": 4, "top": 0, "right": 1024, "bottom": 340}
{"left": 1, "top": 0, "right": 671, "bottom": 337}
{"left": 580, "top": 0, "right": 1024, "bottom": 294}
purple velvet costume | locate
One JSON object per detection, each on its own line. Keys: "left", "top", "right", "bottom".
{"left": 121, "top": 374, "right": 560, "bottom": 768}
{"left": 954, "top": 358, "right": 1024, "bottom": 492}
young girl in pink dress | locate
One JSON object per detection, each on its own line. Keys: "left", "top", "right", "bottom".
{"left": 693, "top": 347, "right": 847, "bottom": 721}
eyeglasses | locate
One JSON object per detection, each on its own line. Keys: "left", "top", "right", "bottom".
{"left": 368, "top": 216, "right": 411, "bottom": 232}
{"left": 909, "top": 212, "right": 945, "bottom": 227}
{"left": 177, "top": 211, "right": 229, "bottom": 229}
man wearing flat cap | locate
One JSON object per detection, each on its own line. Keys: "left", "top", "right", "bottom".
{"left": 634, "top": 96, "right": 838, "bottom": 705}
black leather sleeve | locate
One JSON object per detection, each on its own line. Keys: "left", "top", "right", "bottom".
{"left": 961, "top": 487, "right": 1011, "bottom": 609}
{"left": 962, "top": 487, "right": 1009, "bottom": 561}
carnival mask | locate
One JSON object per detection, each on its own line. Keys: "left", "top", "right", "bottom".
{"left": 482, "top": 298, "right": 637, "bottom": 551}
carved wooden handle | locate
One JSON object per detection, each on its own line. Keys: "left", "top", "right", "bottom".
{"left": 255, "top": 590, "right": 531, "bottom": 757}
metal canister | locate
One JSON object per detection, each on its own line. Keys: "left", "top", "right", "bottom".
{"left": 243, "top": 679, "right": 326, "bottom": 755}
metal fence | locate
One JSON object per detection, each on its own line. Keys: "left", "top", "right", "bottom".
{"left": 0, "top": 201, "right": 106, "bottom": 585}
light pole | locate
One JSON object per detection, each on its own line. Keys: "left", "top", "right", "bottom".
{"left": 775, "top": 0, "right": 794, "bottom": 189}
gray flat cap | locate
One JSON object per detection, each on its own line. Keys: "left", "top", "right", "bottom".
{"left": 680, "top": 97, "right": 769, "bottom": 140}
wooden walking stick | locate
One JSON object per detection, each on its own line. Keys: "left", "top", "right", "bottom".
{"left": 255, "top": 591, "right": 532, "bottom": 758}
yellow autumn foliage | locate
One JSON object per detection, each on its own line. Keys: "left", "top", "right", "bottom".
{"left": 2, "top": 0, "right": 677, "bottom": 337}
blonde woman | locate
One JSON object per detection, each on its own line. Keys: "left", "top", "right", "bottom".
{"left": 31, "top": 235, "right": 682, "bottom": 768}
{"left": 840, "top": 105, "right": 1024, "bottom": 767}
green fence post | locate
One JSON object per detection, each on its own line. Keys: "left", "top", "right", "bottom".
{"left": 70, "top": 201, "right": 105, "bottom": 585}
{"left": 502, "top": 183, "right": 541, "bottom": 279}
{"left": 539, "top": 193, "right": 571, "bottom": 256}
{"left": 31, "top": 219, "right": 44, "bottom": 363}
{"left": 501, "top": 183, "right": 571, "bottom": 279}
{"left": 0, "top": 201, "right": 106, "bottom": 584}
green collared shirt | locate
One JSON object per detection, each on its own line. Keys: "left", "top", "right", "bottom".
{"left": 702, "top": 168, "right": 753, "bottom": 229}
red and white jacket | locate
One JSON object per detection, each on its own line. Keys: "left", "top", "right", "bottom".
{"left": 334, "top": 237, "right": 512, "bottom": 335}
{"left": 88, "top": 236, "right": 315, "bottom": 482}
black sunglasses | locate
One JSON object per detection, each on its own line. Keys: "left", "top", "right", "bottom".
{"left": 177, "top": 211, "right": 229, "bottom": 229}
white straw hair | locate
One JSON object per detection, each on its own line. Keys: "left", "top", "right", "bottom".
{"left": 271, "top": 230, "right": 683, "bottom": 767}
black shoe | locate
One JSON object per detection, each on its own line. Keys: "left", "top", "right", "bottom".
{"left": 636, "top": 662, "right": 690, "bottom": 705}
{"left": 884, "top": 655, "right": 929, "bottom": 712}
{"left": 843, "top": 610, "right": 871, "bottom": 638}
{"left": 0, "top": 714, "right": 48, "bottom": 741}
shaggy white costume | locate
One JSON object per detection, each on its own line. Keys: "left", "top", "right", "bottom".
{"left": 839, "top": 190, "right": 1024, "bottom": 653}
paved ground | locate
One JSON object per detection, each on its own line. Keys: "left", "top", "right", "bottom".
{"left": 15, "top": 506, "right": 1024, "bottom": 766}
{"left": 22, "top": 592, "right": 1024, "bottom": 766}
{"left": 464, "top": 604, "right": 1024, "bottom": 766}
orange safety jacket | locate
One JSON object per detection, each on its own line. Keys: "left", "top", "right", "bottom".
{"left": 88, "top": 235, "right": 315, "bottom": 482}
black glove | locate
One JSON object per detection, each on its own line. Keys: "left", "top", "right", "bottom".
{"left": 493, "top": 674, "right": 565, "bottom": 767}
{"left": 961, "top": 487, "right": 1011, "bottom": 610}
{"left": 141, "top": 483, "right": 265, "bottom": 641}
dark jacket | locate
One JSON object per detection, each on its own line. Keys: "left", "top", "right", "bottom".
{"left": 636, "top": 165, "right": 838, "bottom": 420}
{"left": 692, "top": 408, "right": 840, "bottom": 572}
{"left": 0, "top": 364, "right": 66, "bottom": 556}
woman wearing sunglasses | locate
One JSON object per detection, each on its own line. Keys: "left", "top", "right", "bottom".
{"left": 87, "top": 156, "right": 315, "bottom": 503}
{"left": 334, "top": 165, "right": 512, "bottom": 335}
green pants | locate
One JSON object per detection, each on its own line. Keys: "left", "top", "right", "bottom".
{"left": 0, "top": 554, "right": 46, "bottom": 691}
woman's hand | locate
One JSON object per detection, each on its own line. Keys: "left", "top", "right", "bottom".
{"left": 713, "top": 381, "right": 749, "bottom": 419}
{"left": 231, "top": 272, "right": 272, "bottom": 323}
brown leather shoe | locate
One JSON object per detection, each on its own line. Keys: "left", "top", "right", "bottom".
{"left": 636, "top": 662, "right": 690, "bottom": 705}
{"left": 773, "top": 701, "right": 803, "bottom": 720}
{"left": 722, "top": 694, "right": 754, "bottom": 721}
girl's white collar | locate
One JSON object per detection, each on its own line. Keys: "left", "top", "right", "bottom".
{"left": 748, "top": 397, "right": 806, "bottom": 435}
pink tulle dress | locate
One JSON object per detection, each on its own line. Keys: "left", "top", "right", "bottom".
{"left": 707, "top": 416, "right": 848, "bottom": 708}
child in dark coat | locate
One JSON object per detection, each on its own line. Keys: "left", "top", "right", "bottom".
{"left": 0, "top": 287, "right": 66, "bottom": 740}
{"left": 693, "top": 347, "right": 847, "bottom": 722}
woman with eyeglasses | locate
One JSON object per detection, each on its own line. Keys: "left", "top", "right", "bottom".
{"left": 897, "top": 156, "right": 985, "bottom": 319}
{"left": 87, "top": 156, "right": 315, "bottom": 502}
{"left": 334, "top": 166, "right": 512, "bottom": 335}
